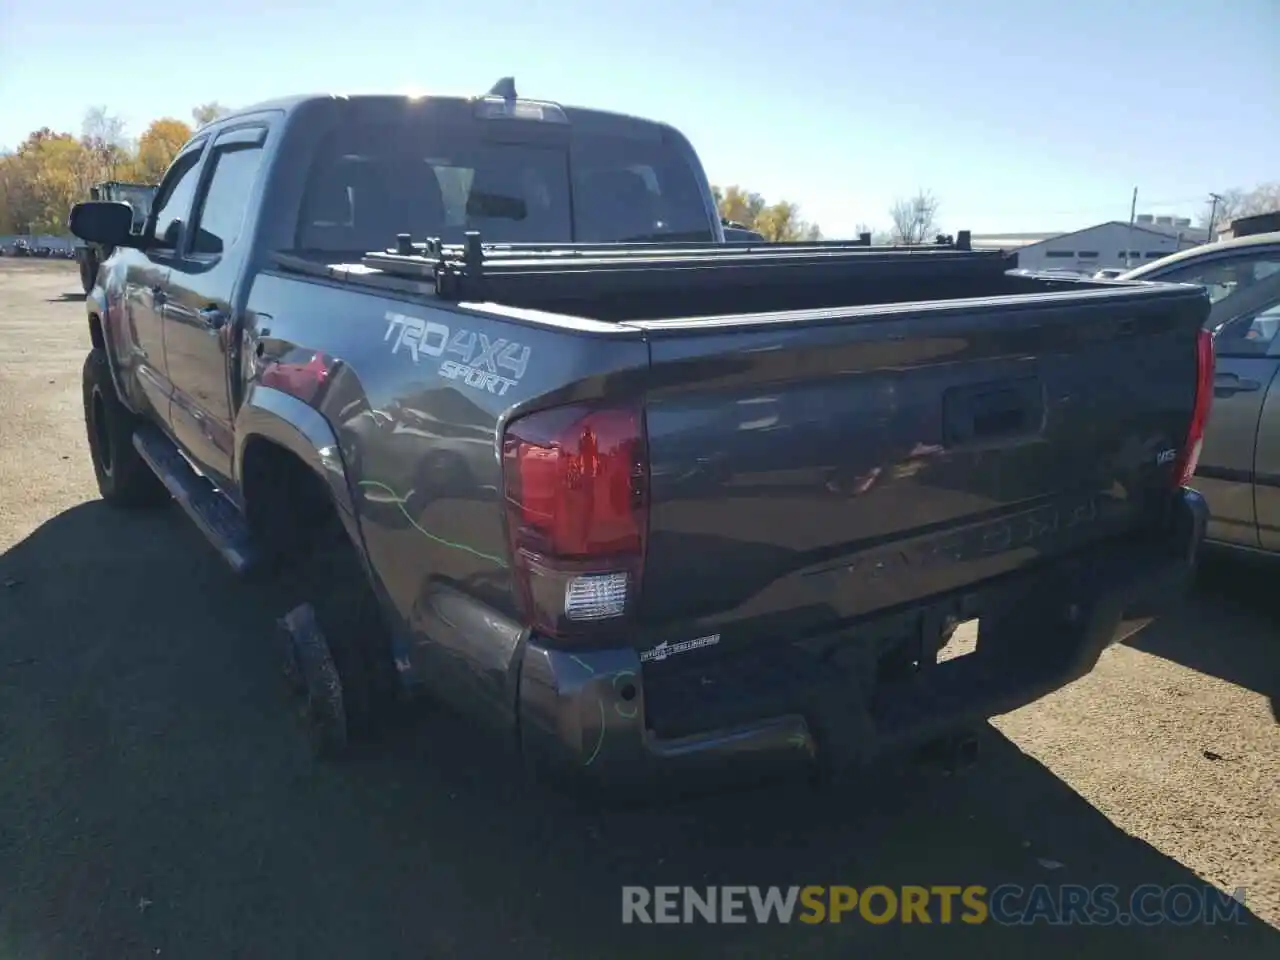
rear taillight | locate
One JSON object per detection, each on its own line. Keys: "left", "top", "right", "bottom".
{"left": 502, "top": 403, "right": 648, "bottom": 641}
{"left": 1173, "top": 328, "right": 1215, "bottom": 487}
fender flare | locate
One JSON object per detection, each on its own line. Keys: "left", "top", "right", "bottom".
{"left": 234, "top": 382, "right": 359, "bottom": 523}
{"left": 235, "top": 384, "right": 412, "bottom": 683}
{"left": 87, "top": 280, "right": 141, "bottom": 415}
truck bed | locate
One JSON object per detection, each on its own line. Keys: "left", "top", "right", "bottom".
{"left": 277, "top": 239, "right": 1209, "bottom": 665}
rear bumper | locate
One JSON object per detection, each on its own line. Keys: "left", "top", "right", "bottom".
{"left": 515, "top": 488, "right": 1208, "bottom": 790}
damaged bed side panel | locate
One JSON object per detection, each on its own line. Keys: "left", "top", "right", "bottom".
{"left": 239, "top": 268, "right": 649, "bottom": 725}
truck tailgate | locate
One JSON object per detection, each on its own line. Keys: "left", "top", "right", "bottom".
{"left": 633, "top": 287, "right": 1208, "bottom": 645}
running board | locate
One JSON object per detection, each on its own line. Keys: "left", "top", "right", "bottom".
{"left": 132, "top": 426, "right": 260, "bottom": 575}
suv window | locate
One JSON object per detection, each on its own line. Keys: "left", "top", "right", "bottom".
{"left": 1157, "top": 253, "right": 1280, "bottom": 356}
{"left": 190, "top": 144, "right": 265, "bottom": 255}
{"left": 150, "top": 153, "right": 204, "bottom": 249}
{"left": 1155, "top": 253, "right": 1280, "bottom": 309}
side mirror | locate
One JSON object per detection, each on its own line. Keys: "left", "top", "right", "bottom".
{"left": 191, "top": 227, "right": 223, "bottom": 255}
{"left": 68, "top": 202, "right": 144, "bottom": 249}
{"left": 155, "top": 219, "right": 183, "bottom": 250}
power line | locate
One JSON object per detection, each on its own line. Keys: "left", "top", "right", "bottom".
{"left": 972, "top": 197, "right": 1207, "bottom": 218}
{"left": 1206, "top": 193, "right": 1225, "bottom": 239}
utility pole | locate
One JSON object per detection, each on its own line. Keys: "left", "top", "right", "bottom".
{"left": 1125, "top": 187, "right": 1138, "bottom": 268}
{"left": 1207, "top": 192, "right": 1224, "bottom": 243}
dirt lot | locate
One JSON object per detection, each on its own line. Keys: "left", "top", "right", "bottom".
{"left": 1, "top": 258, "right": 1278, "bottom": 959}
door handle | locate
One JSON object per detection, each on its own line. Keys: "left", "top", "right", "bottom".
{"left": 1213, "top": 372, "right": 1261, "bottom": 396}
{"left": 150, "top": 285, "right": 166, "bottom": 306}
{"left": 198, "top": 306, "right": 228, "bottom": 332}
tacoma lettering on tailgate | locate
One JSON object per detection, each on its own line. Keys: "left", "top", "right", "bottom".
{"left": 809, "top": 496, "right": 1105, "bottom": 587}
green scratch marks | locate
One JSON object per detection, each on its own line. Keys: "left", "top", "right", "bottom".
{"left": 585, "top": 699, "right": 608, "bottom": 768}
{"left": 569, "top": 658, "right": 641, "bottom": 767}
{"left": 355, "top": 479, "right": 508, "bottom": 567}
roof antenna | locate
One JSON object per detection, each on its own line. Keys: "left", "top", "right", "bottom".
{"left": 488, "top": 76, "right": 517, "bottom": 99}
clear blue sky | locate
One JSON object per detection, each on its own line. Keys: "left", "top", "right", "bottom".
{"left": 1, "top": 0, "right": 1276, "bottom": 236}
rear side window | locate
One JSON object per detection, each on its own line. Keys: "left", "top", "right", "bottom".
{"left": 191, "top": 145, "right": 265, "bottom": 255}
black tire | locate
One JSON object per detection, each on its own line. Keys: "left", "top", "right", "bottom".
{"left": 276, "top": 518, "right": 401, "bottom": 755}
{"left": 82, "top": 350, "right": 170, "bottom": 508}
{"left": 278, "top": 603, "right": 349, "bottom": 760}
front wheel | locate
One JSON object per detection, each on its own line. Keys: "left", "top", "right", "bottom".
{"left": 82, "top": 350, "right": 170, "bottom": 508}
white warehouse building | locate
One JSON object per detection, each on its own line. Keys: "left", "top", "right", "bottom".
{"left": 972, "top": 215, "right": 1208, "bottom": 275}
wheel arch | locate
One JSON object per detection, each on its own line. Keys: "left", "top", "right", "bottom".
{"left": 236, "top": 388, "right": 411, "bottom": 702}
{"left": 234, "top": 384, "right": 367, "bottom": 561}
{"left": 86, "top": 302, "right": 141, "bottom": 416}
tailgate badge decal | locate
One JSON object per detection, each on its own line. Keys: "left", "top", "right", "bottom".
{"left": 639, "top": 634, "right": 721, "bottom": 664}
{"left": 1156, "top": 447, "right": 1177, "bottom": 465}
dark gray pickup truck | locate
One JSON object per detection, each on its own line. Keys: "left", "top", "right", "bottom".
{"left": 68, "top": 85, "right": 1213, "bottom": 792}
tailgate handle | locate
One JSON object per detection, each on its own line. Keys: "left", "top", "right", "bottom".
{"left": 944, "top": 378, "right": 1043, "bottom": 445}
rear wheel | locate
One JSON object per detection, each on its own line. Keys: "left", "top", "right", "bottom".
{"left": 82, "top": 350, "right": 169, "bottom": 508}
{"left": 274, "top": 517, "right": 402, "bottom": 759}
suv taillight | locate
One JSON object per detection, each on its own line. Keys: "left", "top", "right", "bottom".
{"left": 502, "top": 403, "right": 648, "bottom": 641}
{"left": 1174, "top": 328, "right": 1215, "bottom": 487}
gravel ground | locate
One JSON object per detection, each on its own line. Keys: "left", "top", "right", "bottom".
{"left": 1, "top": 259, "right": 1277, "bottom": 959}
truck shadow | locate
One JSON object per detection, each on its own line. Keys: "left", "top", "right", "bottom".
{"left": 0, "top": 501, "right": 1277, "bottom": 960}
{"left": 1126, "top": 557, "right": 1280, "bottom": 723}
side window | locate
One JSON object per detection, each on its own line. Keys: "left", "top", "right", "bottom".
{"left": 1157, "top": 253, "right": 1280, "bottom": 357}
{"left": 1157, "top": 254, "right": 1280, "bottom": 310}
{"left": 1214, "top": 297, "right": 1280, "bottom": 357}
{"left": 190, "top": 144, "right": 265, "bottom": 255}
{"left": 150, "top": 153, "right": 204, "bottom": 250}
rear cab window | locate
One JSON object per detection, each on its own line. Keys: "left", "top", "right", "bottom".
{"left": 570, "top": 134, "right": 712, "bottom": 242}
{"left": 293, "top": 101, "right": 714, "bottom": 253}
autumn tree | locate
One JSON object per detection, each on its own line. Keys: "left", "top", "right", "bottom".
{"left": 81, "top": 106, "right": 130, "bottom": 181}
{"left": 889, "top": 190, "right": 941, "bottom": 245}
{"left": 134, "top": 118, "right": 193, "bottom": 183}
{"left": 712, "top": 184, "right": 821, "bottom": 241}
{"left": 0, "top": 110, "right": 201, "bottom": 237}
{"left": 0, "top": 129, "right": 98, "bottom": 235}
